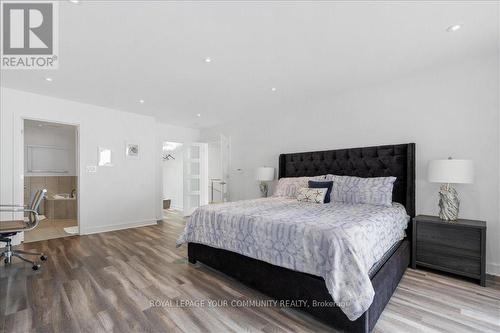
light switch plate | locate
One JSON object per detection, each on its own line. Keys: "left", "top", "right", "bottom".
{"left": 86, "top": 165, "right": 97, "bottom": 173}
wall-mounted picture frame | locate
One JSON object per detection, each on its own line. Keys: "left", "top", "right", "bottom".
{"left": 98, "top": 147, "right": 113, "bottom": 167}
{"left": 126, "top": 143, "right": 139, "bottom": 159}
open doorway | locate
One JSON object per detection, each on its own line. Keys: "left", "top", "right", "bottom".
{"left": 23, "top": 120, "right": 79, "bottom": 242}
{"left": 161, "top": 142, "right": 184, "bottom": 219}
{"left": 161, "top": 136, "right": 230, "bottom": 220}
{"left": 161, "top": 141, "right": 211, "bottom": 218}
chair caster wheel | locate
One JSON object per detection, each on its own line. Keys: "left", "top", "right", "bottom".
{"left": 40, "top": 255, "right": 47, "bottom": 261}
{"left": 32, "top": 264, "right": 40, "bottom": 270}
{"left": 4, "top": 258, "right": 8, "bottom": 264}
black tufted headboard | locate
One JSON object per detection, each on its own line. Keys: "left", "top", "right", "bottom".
{"left": 278, "top": 143, "right": 415, "bottom": 217}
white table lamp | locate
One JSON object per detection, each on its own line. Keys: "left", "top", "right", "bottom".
{"left": 428, "top": 158, "right": 474, "bottom": 221}
{"left": 256, "top": 167, "right": 274, "bottom": 197}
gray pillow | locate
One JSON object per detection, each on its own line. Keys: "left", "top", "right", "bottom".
{"left": 326, "top": 175, "right": 396, "bottom": 207}
{"left": 273, "top": 175, "right": 327, "bottom": 198}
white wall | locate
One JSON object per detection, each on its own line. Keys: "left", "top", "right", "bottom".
{"left": 201, "top": 55, "right": 500, "bottom": 275}
{"left": 24, "top": 122, "right": 77, "bottom": 177}
{"left": 2, "top": 88, "right": 157, "bottom": 234}
{"left": 162, "top": 144, "right": 184, "bottom": 210}
{"left": 208, "top": 141, "right": 222, "bottom": 180}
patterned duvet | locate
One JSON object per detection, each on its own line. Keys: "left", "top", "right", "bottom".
{"left": 177, "top": 197, "right": 409, "bottom": 320}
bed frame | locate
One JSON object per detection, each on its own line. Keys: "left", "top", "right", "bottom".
{"left": 188, "top": 143, "right": 415, "bottom": 333}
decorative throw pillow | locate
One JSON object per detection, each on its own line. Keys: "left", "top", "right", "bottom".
{"left": 308, "top": 180, "right": 333, "bottom": 203}
{"left": 296, "top": 187, "right": 328, "bottom": 204}
{"left": 327, "top": 175, "right": 396, "bottom": 207}
{"left": 274, "top": 175, "right": 327, "bottom": 198}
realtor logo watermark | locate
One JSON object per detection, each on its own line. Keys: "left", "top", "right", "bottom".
{"left": 1, "top": 1, "right": 59, "bottom": 69}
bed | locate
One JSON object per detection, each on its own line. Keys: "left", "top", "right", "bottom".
{"left": 179, "top": 143, "right": 415, "bottom": 333}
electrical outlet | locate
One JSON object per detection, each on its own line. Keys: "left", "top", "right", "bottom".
{"left": 86, "top": 165, "right": 97, "bottom": 173}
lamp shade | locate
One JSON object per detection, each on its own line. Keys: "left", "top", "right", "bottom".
{"left": 256, "top": 167, "right": 275, "bottom": 181}
{"left": 428, "top": 159, "right": 474, "bottom": 184}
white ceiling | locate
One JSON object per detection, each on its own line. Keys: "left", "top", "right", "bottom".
{"left": 1, "top": 1, "right": 498, "bottom": 128}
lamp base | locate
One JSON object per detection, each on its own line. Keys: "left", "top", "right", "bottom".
{"left": 438, "top": 184, "right": 460, "bottom": 221}
{"left": 259, "top": 182, "right": 268, "bottom": 198}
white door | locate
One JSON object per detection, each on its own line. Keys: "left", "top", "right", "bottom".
{"left": 183, "top": 143, "right": 208, "bottom": 216}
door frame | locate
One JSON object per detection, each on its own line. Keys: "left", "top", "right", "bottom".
{"left": 18, "top": 117, "right": 81, "bottom": 237}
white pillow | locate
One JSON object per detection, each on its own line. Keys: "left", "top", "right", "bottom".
{"left": 274, "top": 175, "right": 326, "bottom": 198}
{"left": 296, "top": 187, "right": 328, "bottom": 204}
{"left": 326, "top": 174, "right": 396, "bottom": 207}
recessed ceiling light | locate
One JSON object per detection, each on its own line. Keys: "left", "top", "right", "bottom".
{"left": 271, "top": 87, "right": 277, "bottom": 92}
{"left": 45, "top": 77, "right": 53, "bottom": 82}
{"left": 196, "top": 113, "right": 201, "bottom": 118}
{"left": 204, "top": 57, "right": 212, "bottom": 63}
{"left": 69, "top": 0, "right": 80, "bottom": 4}
{"left": 446, "top": 24, "right": 462, "bottom": 32}
{"left": 38, "top": 124, "right": 43, "bottom": 127}
{"left": 138, "top": 99, "right": 145, "bottom": 104}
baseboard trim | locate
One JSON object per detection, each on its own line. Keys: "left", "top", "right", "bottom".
{"left": 81, "top": 219, "right": 157, "bottom": 235}
{"left": 487, "top": 263, "right": 500, "bottom": 276}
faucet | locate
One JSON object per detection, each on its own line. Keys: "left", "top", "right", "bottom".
{"left": 71, "top": 189, "right": 76, "bottom": 198}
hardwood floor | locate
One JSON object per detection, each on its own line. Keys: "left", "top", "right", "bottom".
{"left": 1, "top": 212, "right": 499, "bottom": 333}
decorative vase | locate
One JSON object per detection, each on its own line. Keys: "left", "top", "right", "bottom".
{"left": 259, "top": 182, "right": 268, "bottom": 197}
{"left": 438, "top": 184, "right": 459, "bottom": 221}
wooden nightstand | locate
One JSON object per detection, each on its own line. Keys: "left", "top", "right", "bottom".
{"left": 412, "top": 215, "right": 486, "bottom": 286}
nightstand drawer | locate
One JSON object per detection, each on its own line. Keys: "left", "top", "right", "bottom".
{"left": 416, "top": 246, "right": 481, "bottom": 276}
{"left": 416, "top": 223, "right": 481, "bottom": 254}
